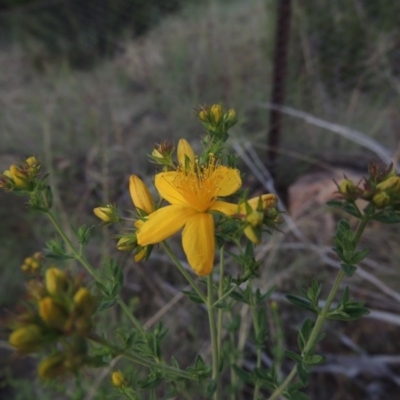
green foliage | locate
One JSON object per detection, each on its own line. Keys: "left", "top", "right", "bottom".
{"left": 328, "top": 287, "right": 370, "bottom": 321}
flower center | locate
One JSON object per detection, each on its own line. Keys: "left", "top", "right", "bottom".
{"left": 174, "top": 156, "right": 221, "bottom": 212}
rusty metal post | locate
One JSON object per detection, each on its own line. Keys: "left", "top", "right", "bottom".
{"left": 268, "top": 0, "right": 292, "bottom": 176}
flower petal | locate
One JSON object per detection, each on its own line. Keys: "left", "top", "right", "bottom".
{"left": 182, "top": 213, "right": 215, "bottom": 276}
{"left": 155, "top": 172, "right": 191, "bottom": 206}
{"left": 212, "top": 166, "right": 242, "bottom": 197}
{"left": 177, "top": 139, "right": 195, "bottom": 168}
{"left": 129, "top": 175, "right": 154, "bottom": 214}
{"left": 209, "top": 201, "right": 238, "bottom": 216}
{"left": 137, "top": 205, "right": 196, "bottom": 245}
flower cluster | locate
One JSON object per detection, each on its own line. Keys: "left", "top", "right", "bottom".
{"left": 94, "top": 105, "right": 280, "bottom": 276}
{"left": 337, "top": 161, "right": 400, "bottom": 209}
{"left": 0, "top": 157, "right": 40, "bottom": 191}
{"left": 7, "top": 267, "right": 96, "bottom": 379}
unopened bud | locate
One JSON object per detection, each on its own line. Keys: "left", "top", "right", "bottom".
{"left": 198, "top": 109, "right": 208, "bottom": 122}
{"left": 372, "top": 192, "right": 391, "bottom": 208}
{"left": 129, "top": 175, "right": 154, "bottom": 215}
{"left": 376, "top": 176, "right": 400, "bottom": 194}
{"left": 246, "top": 211, "right": 263, "bottom": 228}
{"left": 210, "top": 104, "right": 223, "bottom": 125}
{"left": 117, "top": 235, "right": 138, "bottom": 251}
{"left": 38, "top": 353, "right": 66, "bottom": 379}
{"left": 244, "top": 225, "right": 260, "bottom": 244}
{"left": 73, "top": 287, "right": 95, "bottom": 317}
{"left": 112, "top": 371, "right": 126, "bottom": 387}
{"left": 9, "top": 324, "right": 43, "bottom": 352}
{"left": 45, "top": 268, "right": 68, "bottom": 295}
{"left": 39, "top": 297, "right": 69, "bottom": 330}
{"left": 339, "top": 179, "right": 357, "bottom": 199}
{"left": 93, "top": 205, "right": 119, "bottom": 223}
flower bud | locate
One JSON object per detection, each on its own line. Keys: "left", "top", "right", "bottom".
{"left": 246, "top": 211, "right": 263, "bottom": 228}
{"left": 38, "top": 353, "right": 66, "bottom": 379}
{"left": 25, "top": 156, "right": 40, "bottom": 178}
{"left": 244, "top": 225, "right": 260, "bottom": 244}
{"left": 129, "top": 175, "right": 154, "bottom": 215}
{"left": 9, "top": 324, "right": 43, "bottom": 352}
{"left": 117, "top": 234, "right": 138, "bottom": 252}
{"left": 112, "top": 371, "right": 126, "bottom": 387}
{"left": 372, "top": 192, "right": 391, "bottom": 208}
{"left": 376, "top": 176, "right": 400, "bottom": 194}
{"left": 93, "top": 205, "right": 119, "bottom": 223}
{"left": 198, "top": 109, "right": 208, "bottom": 122}
{"left": 39, "top": 297, "right": 69, "bottom": 330}
{"left": 177, "top": 139, "right": 196, "bottom": 170}
{"left": 45, "top": 268, "right": 68, "bottom": 295}
{"left": 339, "top": 179, "right": 357, "bottom": 200}
{"left": 210, "top": 104, "right": 223, "bottom": 125}
{"left": 73, "top": 287, "right": 95, "bottom": 317}
{"left": 9, "top": 165, "right": 29, "bottom": 189}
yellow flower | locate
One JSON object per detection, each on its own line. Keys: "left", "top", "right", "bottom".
{"left": 5, "top": 165, "right": 28, "bottom": 189}
{"left": 137, "top": 140, "right": 241, "bottom": 276}
{"left": 129, "top": 175, "right": 154, "bottom": 215}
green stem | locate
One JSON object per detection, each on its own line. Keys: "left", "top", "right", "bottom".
{"left": 249, "top": 280, "right": 262, "bottom": 400}
{"left": 207, "top": 273, "right": 220, "bottom": 400}
{"left": 116, "top": 297, "right": 145, "bottom": 336}
{"left": 161, "top": 241, "right": 207, "bottom": 304}
{"left": 213, "top": 282, "right": 240, "bottom": 308}
{"left": 89, "top": 335, "right": 194, "bottom": 381}
{"left": 267, "top": 217, "right": 370, "bottom": 400}
{"left": 45, "top": 211, "right": 146, "bottom": 336}
{"left": 217, "top": 246, "right": 225, "bottom": 356}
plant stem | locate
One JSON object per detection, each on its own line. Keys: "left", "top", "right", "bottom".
{"left": 116, "top": 297, "right": 145, "bottom": 336}
{"left": 45, "top": 211, "right": 146, "bottom": 335}
{"left": 46, "top": 211, "right": 102, "bottom": 281}
{"left": 89, "top": 335, "right": 194, "bottom": 381}
{"left": 207, "top": 273, "right": 220, "bottom": 400}
{"left": 161, "top": 241, "right": 207, "bottom": 304}
{"left": 249, "top": 280, "right": 262, "bottom": 400}
{"left": 267, "top": 217, "right": 369, "bottom": 400}
{"left": 217, "top": 246, "right": 225, "bottom": 356}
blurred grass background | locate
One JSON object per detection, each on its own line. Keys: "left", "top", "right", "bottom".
{"left": 1, "top": 0, "right": 400, "bottom": 398}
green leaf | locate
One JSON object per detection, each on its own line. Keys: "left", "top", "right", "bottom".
{"left": 303, "top": 354, "right": 326, "bottom": 365}
{"left": 205, "top": 381, "right": 217, "bottom": 397}
{"left": 286, "top": 390, "right": 311, "bottom": 400}
{"left": 349, "top": 248, "right": 369, "bottom": 264}
{"left": 97, "top": 299, "right": 116, "bottom": 311}
{"left": 182, "top": 290, "right": 205, "bottom": 304}
{"left": 326, "top": 200, "right": 343, "bottom": 208}
{"left": 298, "top": 319, "right": 314, "bottom": 351}
{"left": 285, "top": 350, "right": 302, "bottom": 363}
{"left": 170, "top": 356, "right": 179, "bottom": 369}
{"left": 373, "top": 210, "right": 400, "bottom": 224}
{"left": 256, "top": 285, "right": 277, "bottom": 304}
{"left": 340, "top": 263, "right": 357, "bottom": 276}
{"left": 296, "top": 362, "right": 310, "bottom": 386}
{"left": 137, "top": 372, "right": 163, "bottom": 389}
{"left": 341, "top": 202, "right": 362, "bottom": 218}
{"left": 232, "top": 365, "right": 255, "bottom": 384}
{"left": 286, "top": 295, "right": 317, "bottom": 313}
